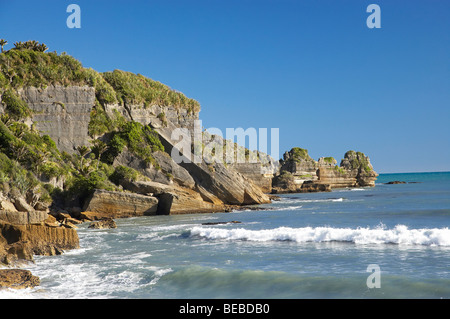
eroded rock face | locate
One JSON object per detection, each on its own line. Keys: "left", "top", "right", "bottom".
{"left": 19, "top": 85, "right": 95, "bottom": 153}
{"left": 0, "top": 219, "right": 80, "bottom": 265}
{"left": 153, "top": 121, "right": 271, "bottom": 206}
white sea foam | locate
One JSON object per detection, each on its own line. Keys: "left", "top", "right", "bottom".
{"left": 189, "top": 225, "right": 450, "bottom": 246}
{"left": 275, "top": 205, "right": 303, "bottom": 211}
{"left": 282, "top": 197, "right": 345, "bottom": 203}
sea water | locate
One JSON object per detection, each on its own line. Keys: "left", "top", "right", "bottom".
{"left": 1, "top": 172, "right": 449, "bottom": 299}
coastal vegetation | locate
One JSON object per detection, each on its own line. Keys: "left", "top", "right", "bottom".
{"left": 284, "top": 147, "right": 314, "bottom": 163}
{"left": 343, "top": 150, "right": 373, "bottom": 173}
{"left": 0, "top": 40, "right": 179, "bottom": 207}
{"left": 0, "top": 40, "right": 200, "bottom": 112}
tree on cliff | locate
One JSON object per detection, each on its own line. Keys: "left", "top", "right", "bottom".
{"left": 13, "top": 40, "right": 48, "bottom": 52}
{"left": 0, "top": 39, "right": 7, "bottom": 53}
{"left": 76, "top": 145, "right": 90, "bottom": 171}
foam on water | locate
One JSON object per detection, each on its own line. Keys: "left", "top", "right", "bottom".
{"left": 189, "top": 225, "right": 450, "bottom": 246}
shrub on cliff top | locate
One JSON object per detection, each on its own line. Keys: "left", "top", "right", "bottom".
{"left": 0, "top": 49, "right": 117, "bottom": 104}
{"left": 287, "top": 147, "right": 313, "bottom": 162}
{"left": 102, "top": 70, "right": 200, "bottom": 112}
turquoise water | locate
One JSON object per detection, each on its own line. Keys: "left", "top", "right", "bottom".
{"left": 1, "top": 172, "right": 449, "bottom": 299}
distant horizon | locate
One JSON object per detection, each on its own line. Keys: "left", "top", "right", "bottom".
{"left": 378, "top": 170, "right": 450, "bottom": 175}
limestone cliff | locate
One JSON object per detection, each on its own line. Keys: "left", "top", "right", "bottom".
{"left": 0, "top": 49, "right": 271, "bottom": 224}
{"left": 0, "top": 47, "right": 275, "bottom": 269}
{"left": 20, "top": 85, "right": 95, "bottom": 153}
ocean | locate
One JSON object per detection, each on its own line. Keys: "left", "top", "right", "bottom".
{"left": 1, "top": 172, "right": 449, "bottom": 299}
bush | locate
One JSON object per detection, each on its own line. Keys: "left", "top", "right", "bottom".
{"left": 1, "top": 89, "right": 32, "bottom": 120}
{"left": 109, "top": 165, "right": 138, "bottom": 185}
{"left": 102, "top": 69, "right": 200, "bottom": 111}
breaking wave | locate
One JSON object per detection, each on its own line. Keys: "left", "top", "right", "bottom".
{"left": 189, "top": 225, "right": 450, "bottom": 246}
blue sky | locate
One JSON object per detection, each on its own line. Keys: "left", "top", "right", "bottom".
{"left": 0, "top": 0, "right": 449, "bottom": 173}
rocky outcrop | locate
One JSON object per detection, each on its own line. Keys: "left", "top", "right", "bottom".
{"left": 273, "top": 148, "right": 378, "bottom": 193}
{"left": 88, "top": 218, "right": 117, "bottom": 229}
{"left": 153, "top": 120, "right": 271, "bottom": 206}
{"left": 0, "top": 269, "right": 40, "bottom": 289}
{"left": 14, "top": 82, "right": 271, "bottom": 218}
{"left": 82, "top": 189, "right": 159, "bottom": 218}
{"left": 271, "top": 172, "right": 331, "bottom": 194}
{"left": 0, "top": 219, "right": 79, "bottom": 265}
{"left": 314, "top": 151, "right": 377, "bottom": 187}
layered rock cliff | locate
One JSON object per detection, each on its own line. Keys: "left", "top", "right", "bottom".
{"left": 0, "top": 44, "right": 379, "bottom": 272}
{"left": 0, "top": 48, "right": 271, "bottom": 252}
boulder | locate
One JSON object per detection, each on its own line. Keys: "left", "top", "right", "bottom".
{"left": 12, "top": 196, "right": 35, "bottom": 213}
{"left": 82, "top": 189, "right": 159, "bottom": 218}
{"left": 88, "top": 218, "right": 117, "bottom": 229}
{"left": 0, "top": 269, "right": 40, "bottom": 289}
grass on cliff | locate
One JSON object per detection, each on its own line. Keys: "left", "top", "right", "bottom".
{"left": 102, "top": 70, "right": 200, "bottom": 113}
{"left": 285, "top": 147, "right": 313, "bottom": 163}
{"left": 0, "top": 49, "right": 200, "bottom": 112}
{"left": 0, "top": 43, "right": 193, "bottom": 206}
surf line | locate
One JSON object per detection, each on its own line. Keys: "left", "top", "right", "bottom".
{"left": 179, "top": 303, "right": 214, "bottom": 316}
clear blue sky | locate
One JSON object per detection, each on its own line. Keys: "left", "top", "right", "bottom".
{"left": 1, "top": 0, "right": 449, "bottom": 173}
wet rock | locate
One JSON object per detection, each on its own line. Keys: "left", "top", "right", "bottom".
{"left": 0, "top": 269, "right": 40, "bottom": 289}
{"left": 88, "top": 218, "right": 117, "bottom": 229}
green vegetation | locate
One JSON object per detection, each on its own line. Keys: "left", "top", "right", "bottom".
{"left": 344, "top": 150, "right": 372, "bottom": 173}
{"left": 0, "top": 44, "right": 200, "bottom": 112}
{"left": 1, "top": 89, "right": 32, "bottom": 120}
{"left": 102, "top": 70, "right": 200, "bottom": 112}
{"left": 0, "top": 39, "right": 7, "bottom": 53}
{"left": 101, "top": 121, "right": 164, "bottom": 167}
{"left": 109, "top": 165, "right": 139, "bottom": 185}
{"left": 278, "top": 170, "right": 294, "bottom": 181}
{"left": 334, "top": 166, "right": 346, "bottom": 174}
{"left": 323, "top": 157, "right": 335, "bottom": 164}
{"left": 0, "top": 39, "right": 200, "bottom": 207}
{"left": 12, "top": 40, "right": 48, "bottom": 52}
{"left": 286, "top": 147, "right": 313, "bottom": 162}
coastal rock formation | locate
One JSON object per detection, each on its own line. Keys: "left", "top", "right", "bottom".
{"left": 152, "top": 119, "right": 272, "bottom": 206}
{"left": 0, "top": 219, "right": 79, "bottom": 265}
{"left": 16, "top": 82, "right": 271, "bottom": 217}
{"left": 82, "top": 189, "right": 159, "bottom": 218}
{"left": 0, "top": 269, "right": 40, "bottom": 289}
{"left": 272, "top": 148, "right": 378, "bottom": 193}
{"left": 88, "top": 218, "right": 117, "bottom": 229}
